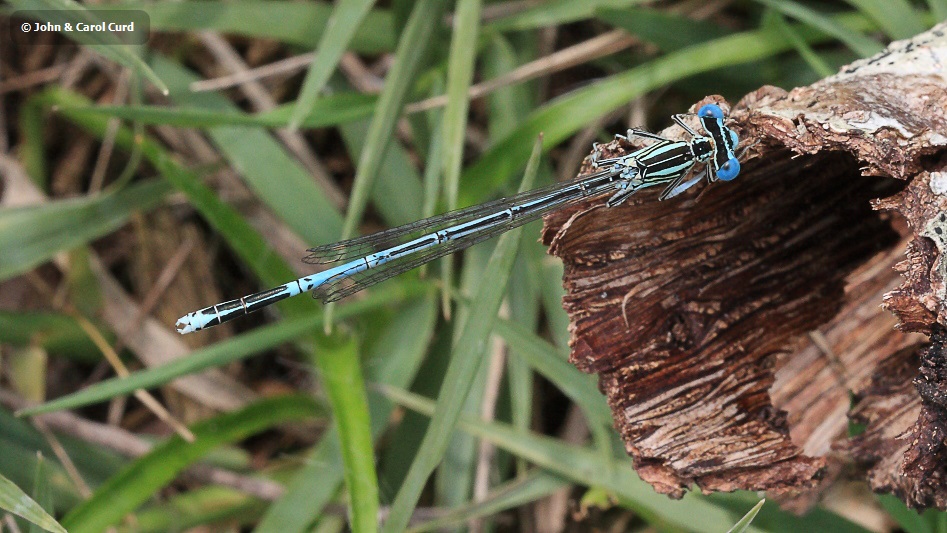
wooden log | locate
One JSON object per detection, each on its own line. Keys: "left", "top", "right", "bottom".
{"left": 542, "top": 21, "right": 947, "bottom": 508}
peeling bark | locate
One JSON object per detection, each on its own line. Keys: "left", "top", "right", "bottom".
{"left": 878, "top": 169, "right": 947, "bottom": 333}
{"left": 542, "top": 22, "right": 947, "bottom": 507}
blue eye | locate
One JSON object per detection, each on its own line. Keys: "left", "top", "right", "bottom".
{"left": 717, "top": 157, "right": 740, "bottom": 181}
{"left": 728, "top": 130, "right": 739, "bottom": 149}
{"left": 698, "top": 104, "right": 724, "bottom": 119}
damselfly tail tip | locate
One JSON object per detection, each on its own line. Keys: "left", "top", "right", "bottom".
{"left": 176, "top": 306, "right": 222, "bottom": 334}
{"left": 176, "top": 313, "right": 199, "bottom": 335}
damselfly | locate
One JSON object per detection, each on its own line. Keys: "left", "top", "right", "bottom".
{"left": 176, "top": 104, "right": 741, "bottom": 334}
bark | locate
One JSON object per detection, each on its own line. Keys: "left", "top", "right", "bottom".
{"left": 541, "top": 22, "right": 947, "bottom": 508}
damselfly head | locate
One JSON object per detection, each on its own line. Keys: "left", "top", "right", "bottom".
{"left": 696, "top": 103, "right": 741, "bottom": 182}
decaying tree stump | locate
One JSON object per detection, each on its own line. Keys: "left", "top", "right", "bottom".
{"left": 541, "top": 22, "right": 947, "bottom": 510}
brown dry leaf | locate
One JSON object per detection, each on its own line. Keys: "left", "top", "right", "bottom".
{"left": 542, "top": 22, "right": 947, "bottom": 508}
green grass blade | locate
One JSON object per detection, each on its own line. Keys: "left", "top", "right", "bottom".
{"left": 18, "top": 84, "right": 48, "bottom": 184}
{"left": 597, "top": 6, "right": 730, "bottom": 51}
{"left": 495, "top": 311, "right": 617, "bottom": 459}
{"left": 1, "top": 409, "right": 125, "bottom": 490}
{"left": 104, "top": 0, "right": 394, "bottom": 52}
{"left": 764, "top": 9, "right": 834, "bottom": 78}
{"left": 339, "top": 119, "right": 423, "bottom": 227}
{"left": 539, "top": 254, "right": 570, "bottom": 349}
{"left": 128, "top": 486, "right": 266, "bottom": 532}
{"left": 926, "top": 0, "right": 947, "bottom": 21}
{"left": 264, "top": 95, "right": 379, "bottom": 127}
{"left": 312, "top": 333, "right": 378, "bottom": 533}
{"left": 382, "top": 386, "right": 766, "bottom": 533}
{"left": 32, "top": 87, "right": 300, "bottom": 290}
{"left": 60, "top": 396, "right": 318, "bottom": 533}
{"left": 483, "top": 32, "right": 537, "bottom": 477}
{"left": 417, "top": 82, "right": 447, "bottom": 301}
{"left": 8, "top": 0, "right": 168, "bottom": 94}
{"left": 727, "top": 498, "right": 766, "bottom": 533}
{"left": 153, "top": 56, "right": 344, "bottom": 245}
{"left": 0, "top": 179, "right": 171, "bottom": 281}
{"left": 439, "top": 0, "right": 483, "bottom": 315}
{"left": 710, "top": 492, "right": 871, "bottom": 533}
{"left": 420, "top": 80, "right": 446, "bottom": 220}
{"left": 28, "top": 454, "right": 53, "bottom": 533}
{"left": 340, "top": 0, "right": 446, "bottom": 238}
{"left": 61, "top": 92, "right": 378, "bottom": 129}
{"left": 252, "top": 418, "right": 345, "bottom": 531}
{"left": 486, "top": 0, "right": 646, "bottom": 32}
{"left": 409, "top": 471, "right": 568, "bottom": 532}
{"left": 507, "top": 236, "right": 541, "bottom": 449}
{"left": 0, "top": 471, "right": 66, "bottom": 533}
{"left": 841, "top": 0, "right": 925, "bottom": 39}
{"left": 749, "top": 0, "right": 882, "bottom": 57}
{"left": 15, "top": 284, "right": 424, "bottom": 417}
{"left": 34, "top": 86, "right": 332, "bottom": 332}
{"left": 288, "top": 0, "right": 376, "bottom": 129}
{"left": 435, "top": 244, "right": 490, "bottom": 509}
{"left": 483, "top": 34, "right": 529, "bottom": 140}
{"left": 0, "top": 434, "right": 82, "bottom": 515}
{"left": 926, "top": 510, "right": 947, "bottom": 533}
{"left": 877, "top": 494, "right": 934, "bottom": 533}
{"left": 380, "top": 137, "right": 543, "bottom": 533}
{"left": 460, "top": 12, "right": 876, "bottom": 204}
{"left": 492, "top": 318, "right": 610, "bottom": 429}
{"left": 442, "top": 0, "right": 483, "bottom": 209}
{"left": 254, "top": 296, "right": 437, "bottom": 533}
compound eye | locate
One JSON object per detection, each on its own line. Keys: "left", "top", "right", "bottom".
{"left": 728, "top": 129, "right": 739, "bottom": 149}
{"left": 717, "top": 157, "right": 741, "bottom": 181}
{"left": 698, "top": 104, "right": 724, "bottom": 119}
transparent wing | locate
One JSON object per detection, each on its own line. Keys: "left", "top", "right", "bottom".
{"left": 304, "top": 168, "right": 622, "bottom": 265}
{"left": 313, "top": 214, "right": 521, "bottom": 302}
{"left": 308, "top": 168, "right": 627, "bottom": 302}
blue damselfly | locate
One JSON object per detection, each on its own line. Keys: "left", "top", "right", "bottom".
{"left": 176, "top": 104, "right": 741, "bottom": 334}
